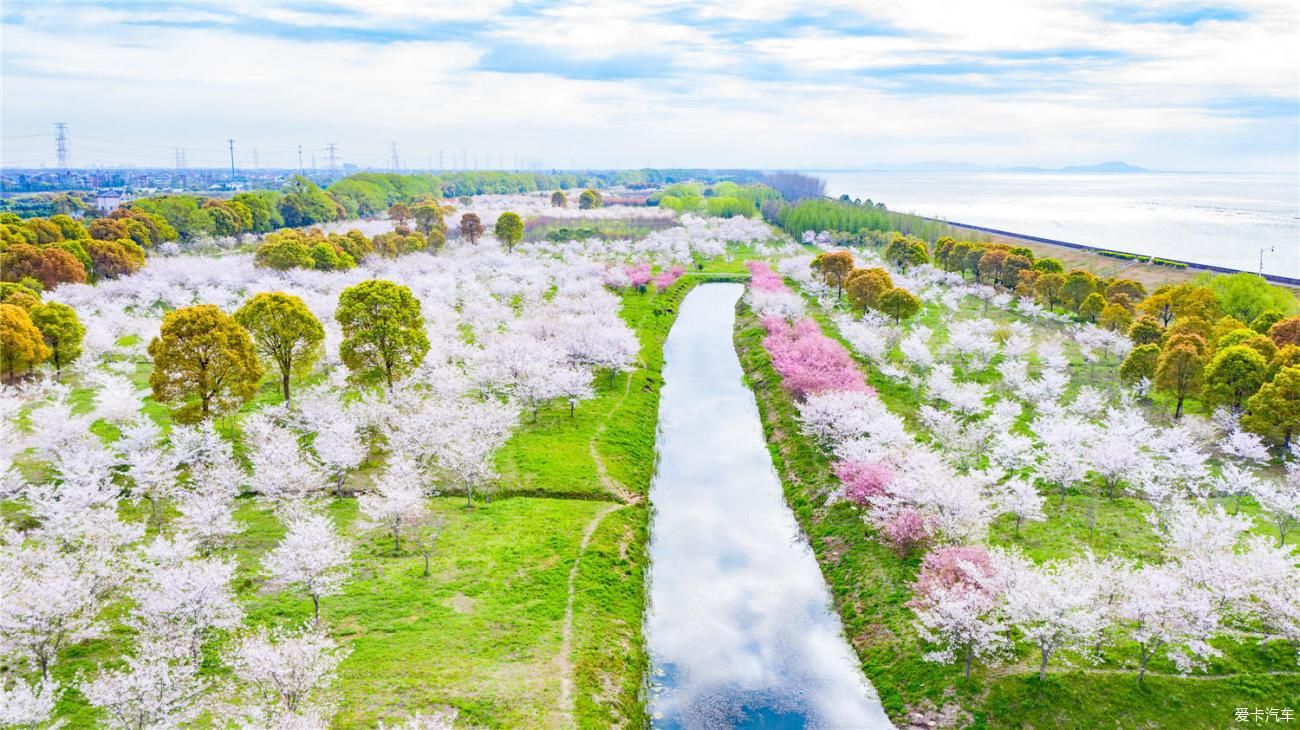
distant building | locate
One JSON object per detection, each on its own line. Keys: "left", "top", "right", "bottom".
{"left": 94, "top": 189, "right": 128, "bottom": 213}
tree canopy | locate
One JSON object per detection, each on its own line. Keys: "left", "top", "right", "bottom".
{"left": 148, "top": 305, "right": 264, "bottom": 423}
{"left": 234, "top": 293, "right": 325, "bottom": 402}
{"left": 336, "top": 280, "right": 430, "bottom": 389}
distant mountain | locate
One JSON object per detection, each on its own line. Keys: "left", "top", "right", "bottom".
{"left": 1059, "top": 161, "right": 1148, "bottom": 173}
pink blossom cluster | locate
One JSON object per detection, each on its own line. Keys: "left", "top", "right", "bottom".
{"left": 876, "top": 508, "right": 933, "bottom": 556}
{"left": 746, "top": 260, "right": 789, "bottom": 292}
{"left": 625, "top": 262, "right": 653, "bottom": 288}
{"left": 652, "top": 266, "right": 685, "bottom": 291}
{"left": 912, "top": 545, "right": 996, "bottom": 601}
{"left": 832, "top": 460, "right": 894, "bottom": 505}
{"left": 760, "top": 315, "right": 870, "bottom": 399}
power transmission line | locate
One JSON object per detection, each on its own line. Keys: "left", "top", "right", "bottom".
{"left": 298, "top": 145, "right": 304, "bottom": 174}
{"left": 325, "top": 143, "right": 338, "bottom": 170}
{"left": 227, "top": 139, "right": 236, "bottom": 182}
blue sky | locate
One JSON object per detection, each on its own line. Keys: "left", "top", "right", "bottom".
{"left": 1, "top": 0, "right": 1296, "bottom": 171}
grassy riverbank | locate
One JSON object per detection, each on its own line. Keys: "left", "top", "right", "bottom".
{"left": 732, "top": 299, "right": 1300, "bottom": 729}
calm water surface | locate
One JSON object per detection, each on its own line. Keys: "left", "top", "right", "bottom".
{"left": 645, "top": 283, "right": 890, "bottom": 729}
{"left": 817, "top": 170, "right": 1300, "bottom": 276}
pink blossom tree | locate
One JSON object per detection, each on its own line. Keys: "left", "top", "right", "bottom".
{"left": 833, "top": 460, "right": 893, "bottom": 505}
{"left": 875, "top": 508, "right": 933, "bottom": 556}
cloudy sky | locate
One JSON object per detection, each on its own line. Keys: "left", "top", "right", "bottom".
{"left": 2, "top": 0, "right": 1297, "bottom": 171}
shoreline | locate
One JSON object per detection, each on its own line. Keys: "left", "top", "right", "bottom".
{"left": 926, "top": 216, "right": 1300, "bottom": 289}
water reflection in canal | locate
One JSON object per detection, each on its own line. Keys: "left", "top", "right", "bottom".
{"left": 646, "top": 283, "right": 891, "bottom": 729}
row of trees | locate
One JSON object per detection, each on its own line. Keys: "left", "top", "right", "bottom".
{"left": 327, "top": 172, "right": 610, "bottom": 216}
{"left": 0, "top": 284, "right": 84, "bottom": 382}
{"left": 148, "top": 281, "right": 428, "bottom": 421}
{"left": 812, "top": 250, "right": 921, "bottom": 324}
{"left": 0, "top": 208, "right": 169, "bottom": 288}
{"left": 651, "top": 181, "right": 778, "bottom": 218}
{"left": 1114, "top": 281, "right": 1300, "bottom": 438}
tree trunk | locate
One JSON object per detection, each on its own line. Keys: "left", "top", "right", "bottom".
{"left": 1174, "top": 395, "right": 1184, "bottom": 419}
{"left": 312, "top": 593, "right": 321, "bottom": 626}
{"left": 423, "top": 553, "right": 430, "bottom": 577}
{"left": 1039, "top": 647, "right": 1050, "bottom": 682}
{"left": 394, "top": 526, "right": 401, "bottom": 554}
{"left": 282, "top": 370, "right": 292, "bottom": 402}
{"left": 964, "top": 650, "right": 973, "bottom": 680}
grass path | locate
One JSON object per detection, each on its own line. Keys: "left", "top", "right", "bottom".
{"left": 555, "top": 365, "right": 647, "bottom": 723}
{"left": 555, "top": 501, "right": 625, "bottom": 726}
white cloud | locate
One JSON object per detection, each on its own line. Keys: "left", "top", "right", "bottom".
{"left": 0, "top": 0, "right": 1295, "bottom": 170}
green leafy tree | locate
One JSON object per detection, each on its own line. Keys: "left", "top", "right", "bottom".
{"left": 411, "top": 201, "right": 446, "bottom": 239}
{"left": 1034, "top": 272, "right": 1065, "bottom": 312}
{"left": 234, "top": 292, "right": 325, "bottom": 402}
{"left": 1202, "top": 345, "right": 1268, "bottom": 412}
{"left": 1155, "top": 333, "right": 1207, "bottom": 418}
{"left": 1251, "top": 310, "right": 1285, "bottom": 334}
{"left": 1244, "top": 366, "right": 1300, "bottom": 448}
{"left": 1061, "top": 269, "right": 1100, "bottom": 312}
{"left": 336, "top": 280, "right": 430, "bottom": 389}
{"left": 578, "top": 189, "right": 602, "bottom": 209}
{"left": 0, "top": 283, "right": 39, "bottom": 310}
{"left": 389, "top": 202, "right": 412, "bottom": 227}
{"left": 278, "top": 175, "right": 339, "bottom": 227}
{"left": 1201, "top": 272, "right": 1297, "bottom": 323}
{"left": 1105, "top": 279, "right": 1146, "bottom": 305}
{"left": 460, "top": 213, "right": 484, "bottom": 245}
{"left": 48, "top": 214, "right": 88, "bottom": 241}
{"left": 1268, "top": 345, "right": 1300, "bottom": 379}
{"left": 883, "top": 234, "right": 929, "bottom": 270}
{"left": 0, "top": 303, "right": 50, "bottom": 382}
{"left": 1218, "top": 329, "right": 1278, "bottom": 361}
{"left": 232, "top": 192, "right": 278, "bottom": 233}
{"left": 148, "top": 305, "right": 264, "bottom": 423}
{"left": 551, "top": 191, "right": 567, "bottom": 208}
{"left": 1120, "top": 343, "right": 1160, "bottom": 386}
{"left": 87, "top": 239, "right": 145, "bottom": 279}
{"left": 28, "top": 301, "right": 84, "bottom": 377}
{"left": 1079, "top": 292, "right": 1105, "bottom": 322}
{"left": 878, "top": 287, "right": 921, "bottom": 324}
{"left": 811, "top": 251, "right": 855, "bottom": 300}
{"left": 1099, "top": 303, "right": 1132, "bottom": 332}
{"left": 494, "top": 212, "right": 524, "bottom": 253}
{"left": 255, "top": 235, "right": 314, "bottom": 270}
{"left": 845, "top": 268, "right": 892, "bottom": 312}
{"left": 1032, "top": 257, "right": 1064, "bottom": 274}
{"left": 1128, "top": 315, "right": 1164, "bottom": 345}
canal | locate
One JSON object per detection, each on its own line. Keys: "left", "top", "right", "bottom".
{"left": 645, "top": 283, "right": 891, "bottom": 729}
